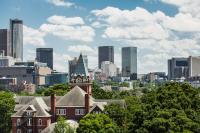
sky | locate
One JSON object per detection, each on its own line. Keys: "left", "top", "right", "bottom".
{"left": 1, "top": 0, "right": 200, "bottom": 74}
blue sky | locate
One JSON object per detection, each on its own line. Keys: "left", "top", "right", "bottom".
{"left": 1, "top": 0, "right": 200, "bottom": 74}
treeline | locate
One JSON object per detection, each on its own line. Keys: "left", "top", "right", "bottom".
{"left": 77, "top": 82, "right": 200, "bottom": 133}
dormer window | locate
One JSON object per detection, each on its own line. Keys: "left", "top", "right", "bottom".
{"left": 27, "top": 111, "right": 32, "bottom": 116}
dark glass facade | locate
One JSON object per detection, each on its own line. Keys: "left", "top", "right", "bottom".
{"left": 168, "top": 58, "right": 189, "bottom": 80}
{"left": 98, "top": 46, "right": 114, "bottom": 69}
{"left": 36, "top": 48, "right": 53, "bottom": 69}
{"left": 0, "top": 29, "right": 11, "bottom": 56}
{"left": 122, "top": 47, "right": 137, "bottom": 80}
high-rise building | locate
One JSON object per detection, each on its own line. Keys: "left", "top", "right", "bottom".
{"left": 168, "top": 58, "right": 189, "bottom": 80}
{"left": 0, "top": 29, "right": 11, "bottom": 56}
{"left": 36, "top": 48, "right": 53, "bottom": 69}
{"left": 10, "top": 19, "right": 23, "bottom": 61}
{"left": 98, "top": 46, "right": 114, "bottom": 69}
{"left": 122, "top": 47, "right": 137, "bottom": 80}
{"left": 69, "top": 54, "right": 88, "bottom": 81}
{"left": 101, "top": 61, "right": 117, "bottom": 78}
{"left": 189, "top": 56, "right": 200, "bottom": 77}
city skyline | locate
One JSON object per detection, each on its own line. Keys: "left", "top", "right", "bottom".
{"left": 1, "top": 0, "right": 200, "bottom": 74}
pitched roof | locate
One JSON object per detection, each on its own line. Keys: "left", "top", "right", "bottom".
{"left": 12, "top": 97, "right": 51, "bottom": 117}
{"left": 56, "top": 86, "right": 94, "bottom": 107}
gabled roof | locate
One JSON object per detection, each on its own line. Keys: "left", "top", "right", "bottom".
{"left": 12, "top": 97, "right": 51, "bottom": 117}
{"left": 89, "top": 102, "right": 107, "bottom": 113}
{"left": 56, "top": 86, "right": 94, "bottom": 107}
{"left": 73, "top": 54, "right": 88, "bottom": 77}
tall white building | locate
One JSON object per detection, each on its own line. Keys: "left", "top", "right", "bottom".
{"left": 189, "top": 56, "right": 200, "bottom": 77}
{"left": 101, "top": 61, "right": 117, "bottom": 78}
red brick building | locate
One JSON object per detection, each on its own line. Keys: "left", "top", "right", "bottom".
{"left": 11, "top": 54, "right": 125, "bottom": 133}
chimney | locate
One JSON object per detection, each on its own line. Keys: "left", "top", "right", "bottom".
{"left": 85, "top": 94, "right": 90, "bottom": 114}
{"left": 51, "top": 93, "right": 56, "bottom": 122}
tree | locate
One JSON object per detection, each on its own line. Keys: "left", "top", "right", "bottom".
{"left": 77, "top": 114, "right": 119, "bottom": 133}
{"left": 54, "top": 116, "right": 73, "bottom": 133}
{"left": 36, "top": 83, "right": 70, "bottom": 96}
{"left": 104, "top": 104, "right": 131, "bottom": 132}
{"left": 0, "top": 91, "right": 15, "bottom": 133}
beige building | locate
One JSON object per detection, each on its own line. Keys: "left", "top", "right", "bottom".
{"left": 189, "top": 56, "right": 200, "bottom": 77}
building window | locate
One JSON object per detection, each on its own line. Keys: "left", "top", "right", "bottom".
{"left": 38, "top": 119, "right": 42, "bottom": 126}
{"left": 17, "top": 118, "right": 21, "bottom": 126}
{"left": 27, "top": 111, "right": 32, "bottom": 116}
{"left": 56, "top": 109, "right": 66, "bottom": 115}
{"left": 17, "top": 129, "right": 21, "bottom": 133}
{"left": 27, "top": 129, "right": 32, "bottom": 133}
{"left": 38, "top": 129, "right": 42, "bottom": 133}
{"left": 75, "top": 109, "right": 85, "bottom": 115}
{"left": 27, "top": 118, "right": 32, "bottom": 126}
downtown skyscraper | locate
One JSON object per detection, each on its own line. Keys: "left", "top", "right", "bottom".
{"left": 36, "top": 48, "right": 53, "bottom": 70}
{"left": 122, "top": 47, "right": 137, "bottom": 80}
{"left": 0, "top": 29, "right": 11, "bottom": 56}
{"left": 10, "top": 19, "right": 23, "bottom": 61}
{"left": 98, "top": 46, "right": 114, "bottom": 69}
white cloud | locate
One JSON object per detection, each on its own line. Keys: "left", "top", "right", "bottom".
{"left": 67, "top": 45, "right": 97, "bottom": 55}
{"left": 161, "top": 0, "right": 200, "bottom": 18}
{"left": 91, "top": 6, "right": 200, "bottom": 73}
{"left": 23, "top": 25, "right": 46, "bottom": 46}
{"left": 40, "top": 16, "right": 95, "bottom": 42}
{"left": 47, "top": 0, "right": 74, "bottom": 7}
{"left": 47, "top": 15, "right": 84, "bottom": 25}
{"left": 53, "top": 52, "right": 72, "bottom": 72}
{"left": 92, "top": 7, "right": 169, "bottom": 40}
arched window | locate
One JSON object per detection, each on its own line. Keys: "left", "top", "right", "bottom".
{"left": 17, "top": 129, "right": 21, "bottom": 133}
{"left": 38, "top": 119, "right": 42, "bottom": 126}
{"left": 17, "top": 119, "right": 21, "bottom": 126}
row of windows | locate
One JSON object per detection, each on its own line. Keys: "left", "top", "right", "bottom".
{"left": 17, "top": 118, "right": 42, "bottom": 126}
{"left": 56, "top": 109, "right": 85, "bottom": 116}
{"left": 17, "top": 129, "right": 42, "bottom": 133}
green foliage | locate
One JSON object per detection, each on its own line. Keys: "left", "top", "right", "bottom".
{"left": 36, "top": 83, "right": 70, "bottom": 96}
{"left": 126, "top": 82, "right": 200, "bottom": 133}
{"left": 0, "top": 91, "right": 15, "bottom": 133}
{"left": 92, "top": 82, "right": 137, "bottom": 99}
{"left": 77, "top": 114, "right": 119, "bottom": 133}
{"left": 54, "top": 116, "right": 74, "bottom": 133}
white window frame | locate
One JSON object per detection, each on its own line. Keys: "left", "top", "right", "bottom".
{"left": 27, "top": 111, "right": 32, "bottom": 116}
{"left": 38, "top": 119, "right": 42, "bottom": 126}
{"left": 75, "top": 109, "right": 85, "bottom": 115}
{"left": 17, "top": 129, "right": 21, "bottom": 133}
{"left": 17, "top": 118, "right": 21, "bottom": 126}
{"left": 56, "top": 109, "right": 66, "bottom": 115}
{"left": 27, "top": 118, "right": 32, "bottom": 126}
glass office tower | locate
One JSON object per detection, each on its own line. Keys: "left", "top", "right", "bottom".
{"left": 10, "top": 19, "right": 23, "bottom": 61}
{"left": 122, "top": 47, "right": 137, "bottom": 80}
{"left": 36, "top": 48, "right": 53, "bottom": 70}
{"left": 98, "top": 46, "right": 114, "bottom": 69}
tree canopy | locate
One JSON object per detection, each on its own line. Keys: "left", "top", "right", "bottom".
{"left": 77, "top": 114, "right": 119, "bottom": 133}
{"left": 0, "top": 91, "right": 15, "bottom": 133}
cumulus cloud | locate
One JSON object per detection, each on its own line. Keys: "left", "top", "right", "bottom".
{"left": 91, "top": 6, "right": 200, "bottom": 73}
{"left": 53, "top": 52, "right": 72, "bottom": 72}
{"left": 161, "top": 0, "right": 200, "bottom": 18}
{"left": 40, "top": 15, "right": 95, "bottom": 42}
{"left": 47, "top": 0, "right": 74, "bottom": 7}
{"left": 23, "top": 25, "right": 46, "bottom": 46}
{"left": 67, "top": 45, "right": 96, "bottom": 54}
